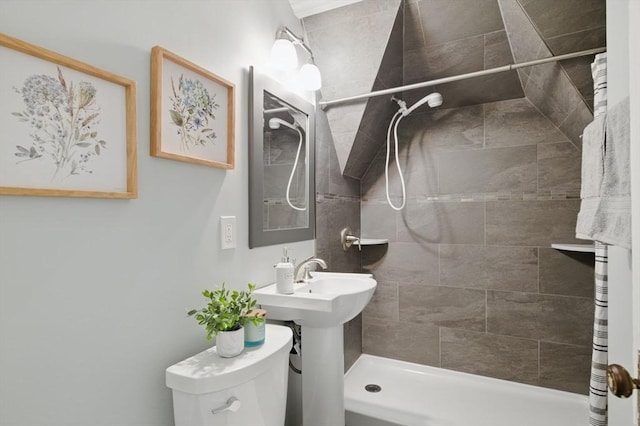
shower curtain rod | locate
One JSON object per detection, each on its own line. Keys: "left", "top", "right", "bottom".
{"left": 319, "top": 46, "right": 606, "bottom": 109}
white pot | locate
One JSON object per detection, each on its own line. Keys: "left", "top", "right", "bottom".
{"left": 216, "top": 327, "right": 244, "bottom": 358}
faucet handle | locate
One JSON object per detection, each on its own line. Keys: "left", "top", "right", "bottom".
{"left": 302, "top": 266, "right": 313, "bottom": 281}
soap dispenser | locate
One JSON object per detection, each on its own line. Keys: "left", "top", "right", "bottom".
{"left": 275, "top": 247, "right": 294, "bottom": 294}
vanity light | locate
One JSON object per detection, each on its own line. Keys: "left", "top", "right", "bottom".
{"left": 270, "top": 39, "right": 297, "bottom": 70}
{"left": 298, "top": 62, "right": 322, "bottom": 91}
{"left": 270, "top": 26, "right": 322, "bottom": 91}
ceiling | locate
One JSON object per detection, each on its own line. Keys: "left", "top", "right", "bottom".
{"left": 288, "top": 0, "right": 363, "bottom": 19}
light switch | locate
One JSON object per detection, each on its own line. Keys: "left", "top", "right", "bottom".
{"left": 220, "top": 216, "right": 236, "bottom": 249}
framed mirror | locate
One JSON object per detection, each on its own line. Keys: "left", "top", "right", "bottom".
{"left": 249, "top": 66, "right": 315, "bottom": 248}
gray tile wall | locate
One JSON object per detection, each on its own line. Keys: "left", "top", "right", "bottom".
{"left": 360, "top": 97, "right": 594, "bottom": 394}
{"left": 403, "top": 0, "right": 523, "bottom": 110}
{"left": 306, "top": 0, "right": 402, "bottom": 177}
{"left": 307, "top": 0, "right": 595, "bottom": 391}
{"left": 307, "top": 0, "right": 406, "bottom": 372}
{"left": 314, "top": 101, "right": 363, "bottom": 371}
{"left": 263, "top": 130, "right": 308, "bottom": 230}
{"left": 498, "top": 0, "right": 593, "bottom": 148}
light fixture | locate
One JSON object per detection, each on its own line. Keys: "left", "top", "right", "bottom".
{"left": 270, "top": 26, "right": 322, "bottom": 91}
{"left": 298, "top": 63, "right": 322, "bottom": 91}
{"left": 270, "top": 39, "right": 297, "bottom": 70}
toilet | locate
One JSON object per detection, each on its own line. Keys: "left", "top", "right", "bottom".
{"left": 166, "top": 324, "right": 293, "bottom": 426}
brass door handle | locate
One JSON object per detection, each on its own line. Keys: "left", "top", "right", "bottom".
{"left": 607, "top": 364, "right": 640, "bottom": 398}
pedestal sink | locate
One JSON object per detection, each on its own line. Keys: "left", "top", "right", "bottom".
{"left": 253, "top": 272, "right": 377, "bottom": 426}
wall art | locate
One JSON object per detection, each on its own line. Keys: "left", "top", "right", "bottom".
{"left": 151, "top": 46, "right": 235, "bottom": 169}
{"left": 0, "top": 33, "right": 137, "bottom": 198}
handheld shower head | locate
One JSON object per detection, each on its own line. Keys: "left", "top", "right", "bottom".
{"left": 269, "top": 117, "right": 300, "bottom": 131}
{"left": 385, "top": 91, "right": 444, "bottom": 211}
{"left": 403, "top": 92, "right": 443, "bottom": 116}
{"left": 425, "top": 92, "right": 443, "bottom": 108}
{"left": 427, "top": 92, "right": 442, "bottom": 108}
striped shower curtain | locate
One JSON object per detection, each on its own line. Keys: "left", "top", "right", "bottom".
{"left": 588, "top": 53, "right": 608, "bottom": 426}
{"left": 590, "top": 241, "right": 608, "bottom": 426}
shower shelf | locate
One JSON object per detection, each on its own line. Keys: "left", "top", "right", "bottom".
{"left": 340, "top": 227, "right": 388, "bottom": 251}
{"left": 551, "top": 243, "right": 596, "bottom": 253}
{"left": 355, "top": 238, "right": 388, "bottom": 247}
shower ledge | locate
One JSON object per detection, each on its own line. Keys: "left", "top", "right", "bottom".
{"left": 355, "top": 238, "right": 388, "bottom": 247}
{"left": 551, "top": 243, "right": 596, "bottom": 253}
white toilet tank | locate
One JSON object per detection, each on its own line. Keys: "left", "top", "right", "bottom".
{"left": 166, "top": 324, "right": 293, "bottom": 426}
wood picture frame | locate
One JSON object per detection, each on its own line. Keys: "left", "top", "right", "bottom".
{"left": 0, "top": 33, "right": 137, "bottom": 199}
{"left": 151, "top": 46, "right": 235, "bottom": 169}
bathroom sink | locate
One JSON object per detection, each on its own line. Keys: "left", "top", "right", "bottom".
{"left": 255, "top": 272, "right": 377, "bottom": 425}
{"left": 253, "top": 272, "right": 376, "bottom": 327}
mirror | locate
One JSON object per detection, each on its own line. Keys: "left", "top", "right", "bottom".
{"left": 249, "top": 66, "right": 315, "bottom": 248}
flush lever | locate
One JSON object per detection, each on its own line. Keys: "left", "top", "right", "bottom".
{"left": 607, "top": 364, "right": 640, "bottom": 398}
{"left": 211, "top": 396, "right": 241, "bottom": 414}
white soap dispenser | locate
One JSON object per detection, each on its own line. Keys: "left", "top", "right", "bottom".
{"left": 275, "top": 247, "right": 294, "bottom": 294}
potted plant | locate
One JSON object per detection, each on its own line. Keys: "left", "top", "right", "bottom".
{"left": 187, "top": 283, "right": 264, "bottom": 358}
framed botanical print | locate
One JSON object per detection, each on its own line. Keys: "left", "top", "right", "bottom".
{"left": 0, "top": 33, "right": 137, "bottom": 198}
{"left": 151, "top": 46, "right": 235, "bottom": 169}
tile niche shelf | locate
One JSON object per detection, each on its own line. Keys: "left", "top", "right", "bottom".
{"left": 551, "top": 243, "right": 596, "bottom": 253}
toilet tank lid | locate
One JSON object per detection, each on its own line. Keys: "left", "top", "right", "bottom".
{"left": 166, "top": 324, "right": 293, "bottom": 394}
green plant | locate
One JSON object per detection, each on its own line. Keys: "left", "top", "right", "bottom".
{"left": 187, "top": 283, "right": 264, "bottom": 340}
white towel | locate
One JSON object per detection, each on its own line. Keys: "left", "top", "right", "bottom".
{"left": 576, "top": 116, "right": 606, "bottom": 240}
{"left": 576, "top": 97, "right": 631, "bottom": 248}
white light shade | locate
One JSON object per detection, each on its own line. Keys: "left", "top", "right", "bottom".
{"left": 270, "top": 39, "right": 298, "bottom": 70}
{"left": 298, "top": 63, "right": 322, "bottom": 91}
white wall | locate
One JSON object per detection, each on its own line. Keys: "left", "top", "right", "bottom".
{"left": 630, "top": 2, "right": 640, "bottom": 424}
{"left": 606, "top": 0, "right": 638, "bottom": 424}
{"left": 0, "top": 2, "right": 313, "bottom": 425}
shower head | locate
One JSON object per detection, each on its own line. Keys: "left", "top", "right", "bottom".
{"left": 403, "top": 92, "right": 443, "bottom": 116}
{"left": 269, "top": 117, "right": 300, "bottom": 131}
{"left": 425, "top": 92, "right": 443, "bottom": 108}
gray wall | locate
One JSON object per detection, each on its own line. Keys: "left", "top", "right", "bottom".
{"left": 304, "top": 0, "right": 597, "bottom": 393}
{"left": 360, "top": 97, "right": 594, "bottom": 394}
{"left": 315, "top": 103, "right": 363, "bottom": 370}
{"left": 498, "top": 0, "right": 593, "bottom": 150}
{"left": 263, "top": 126, "right": 308, "bottom": 230}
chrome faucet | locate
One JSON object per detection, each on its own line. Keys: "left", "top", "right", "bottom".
{"left": 294, "top": 256, "right": 328, "bottom": 282}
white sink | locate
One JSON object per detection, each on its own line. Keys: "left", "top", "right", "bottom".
{"left": 253, "top": 272, "right": 377, "bottom": 327}
{"left": 255, "top": 271, "right": 377, "bottom": 425}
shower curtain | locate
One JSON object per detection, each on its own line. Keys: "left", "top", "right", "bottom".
{"left": 590, "top": 241, "right": 608, "bottom": 426}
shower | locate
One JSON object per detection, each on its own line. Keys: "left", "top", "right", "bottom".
{"left": 385, "top": 92, "right": 443, "bottom": 211}
{"left": 268, "top": 117, "right": 306, "bottom": 211}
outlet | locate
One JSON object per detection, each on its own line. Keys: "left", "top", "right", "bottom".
{"left": 220, "top": 216, "right": 236, "bottom": 249}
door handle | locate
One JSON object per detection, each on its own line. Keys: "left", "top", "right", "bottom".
{"left": 607, "top": 364, "right": 640, "bottom": 398}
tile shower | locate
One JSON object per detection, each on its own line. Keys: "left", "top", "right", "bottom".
{"left": 309, "top": 0, "right": 599, "bottom": 395}
{"left": 359, "top": 98, "right": 594, "bottom": 394}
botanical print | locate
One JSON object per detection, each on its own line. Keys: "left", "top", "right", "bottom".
{"left": 11, "top": 66, "right": 106, "bottom": 181}
{"left": 169, "top": 74, "right": 219, "bottom": 151}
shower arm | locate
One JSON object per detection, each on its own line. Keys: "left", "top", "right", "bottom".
{"left": 319, "top": 46, "right": 606, "bottom": 109}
